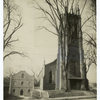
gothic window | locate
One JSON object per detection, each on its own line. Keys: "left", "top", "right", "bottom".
{"left": 71, "top": 31, "right": 75, "bottom": 43}
{"left": 21, "top": 81, "right": 24, "bottom": 86}
{"left": 13, "top": 89, "right": 15, "bottom": 93}
{"left": 75, "top": 24, "right": 77, "bottom": 36}
{"left": 74, "top": 66, "right": 76, "bottom": 75}
{"left": 21, "top": 73, "right": 24, "bottom": 78}
{"left": 49, "top": 71, "right": 52, "bottom": 83}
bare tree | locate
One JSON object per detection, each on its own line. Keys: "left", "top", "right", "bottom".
{"left": 32, "top": 0, "right": 95, "bottom": 91}
{"left": 3, "top": 0, "right": 26, "bottom": 60}
{"left": 84, "top": 0, "right": 96, "bottom": 73}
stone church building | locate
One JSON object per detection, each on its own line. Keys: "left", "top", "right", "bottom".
{"left": 38, "top": 6, "right": 87, "bottom": 91}
{"left": 8, "top": 71, "right": 34, "bottom": 96}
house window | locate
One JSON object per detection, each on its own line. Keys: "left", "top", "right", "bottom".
{"left": 74, "top": 66, "right": 76, "bottom": 75}
{"left": 28, "top": 89, "right": 30, "bottom": 93}
{"left": 20, "top": 89, "right": 23, "bottom": 95}
{"left": 49, "top": 71, "right": 52, "bottom": 83}
{"left": 21, "top": 73, "right": 24, "bottom": 78}
{"left": 13, "top": 89, "right": 15, "bottom": 93}
{"left": 21, "top": 81, "right": 24, "bottom": 86}
{"left": 13, "top": 81, "right": 16, "bottom": 86}
{"left": 28, "top": 81, "right": 31, "bottom": 86}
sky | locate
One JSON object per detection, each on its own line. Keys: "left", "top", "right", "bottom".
{"left": 3, "top": 0, "right": 97, "bottom": 83}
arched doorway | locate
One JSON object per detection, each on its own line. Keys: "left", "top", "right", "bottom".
{"left": 20, "top": 89, "right": 23, "bottom": 95}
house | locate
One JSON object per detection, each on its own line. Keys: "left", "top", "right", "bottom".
{"left": 9, "top": 71, "right": 34, "bottom": 96}
{"left": 38, "top": 6, "right": 87, "bottom": 91}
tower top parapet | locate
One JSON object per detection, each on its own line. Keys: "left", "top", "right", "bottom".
{"left": 63, "top": 4, "right": 80, "bottom": 16}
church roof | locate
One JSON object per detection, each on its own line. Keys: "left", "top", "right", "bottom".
{"left": 45, "top": 59, "right": 57, "bottom": 67}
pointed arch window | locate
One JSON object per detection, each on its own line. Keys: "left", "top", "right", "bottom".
{"left": 49, "top": 71, "right": 52, "bottom": 83}
{"left": 74, "top": 66, "right": 76, "bottom": 75}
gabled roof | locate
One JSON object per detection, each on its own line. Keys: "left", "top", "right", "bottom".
{"left": 12, "top": 70, "right": 33, "bottom": 77}
{"left": 45, "top": 59, "right": 57, "bottom": 67}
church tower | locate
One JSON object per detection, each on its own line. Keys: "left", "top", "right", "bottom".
{"left": 56, "top": 5, "right": 86, "bottom": 90}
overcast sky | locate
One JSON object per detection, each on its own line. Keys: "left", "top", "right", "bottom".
{"left": 3, "top": 0, "right": 96, "bottom": 83}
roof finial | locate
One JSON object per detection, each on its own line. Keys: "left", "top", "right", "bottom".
{"left": 44, "top": 57, "right": 45, "bottom": 65}
{"left": 65, "top": 1, "right": 68, "bottom": 13}
{"left": 72, "top": 6, "right": 73, "bottom": 14}
{"left": 78, "top": 5, "right": 80, "bottom": 15}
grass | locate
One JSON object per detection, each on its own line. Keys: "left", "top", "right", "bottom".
{"left": 89, "top": 89, "right": 97, "bottom": 95}
{"left": 88, "top": 82, "right": 97, "bottom": 95}
{"left": 46, "top": 90, "right": 96, "bottom": 98}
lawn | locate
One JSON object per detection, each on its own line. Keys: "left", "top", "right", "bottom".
{"left": 46, "top": 90, "right": 96, "bottom": 98}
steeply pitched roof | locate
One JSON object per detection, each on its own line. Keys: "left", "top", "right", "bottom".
{"left": 45, "top": 59, "right": 57, "bottom": 67}
{"left": 12, "top": 71, "right": 33, "bottom": 77}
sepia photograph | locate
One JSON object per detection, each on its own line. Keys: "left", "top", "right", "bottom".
{"left": 3, "top": 0, "right": 97, "bottom": 100}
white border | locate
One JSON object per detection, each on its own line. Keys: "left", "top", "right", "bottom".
{"left": 97, "top": 0, "right": 99, "bottom": 100}
{"left": 1, "top": 0, "right": 99, "bottom": 100}
{"left": 0, "top": 0, "right": 3, "bottom": 100}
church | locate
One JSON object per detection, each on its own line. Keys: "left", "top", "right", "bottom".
{"left": 38, "top": 5, "right": 87, "bottom": 91}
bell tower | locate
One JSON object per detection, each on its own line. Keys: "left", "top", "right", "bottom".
{"left": 56, "top": 5, "right": 86, "bottom": 90}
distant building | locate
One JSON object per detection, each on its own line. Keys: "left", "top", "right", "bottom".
{"left": 9, "top": 71, "right": 34, "bottom": 96}
{"left": 38, "top": 6, "right": 87, "bottom": 91}
{"left": 43, "top": 60, "right": 57, "bottom": 90}
{"left": 4, "top": 77, "right": 10, "bottom": 96}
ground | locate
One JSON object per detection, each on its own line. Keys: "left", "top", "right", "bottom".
{"left": 4, "top": 90, "right": 96, "bottom": 100}
{"left": 46, "top": 90, "right": 96, "bottom": 98}
{"left": 4, "top": 94, "right": 24, "bottom": 100}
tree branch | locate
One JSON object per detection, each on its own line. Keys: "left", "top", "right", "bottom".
{"left": 81, "top": 0, "right": 87, "bottom": 15}
{"left": 81, "top": 14, "right": 95, "bottom": 28}
{"left": 37, "top": 26, "right": 58, "bottom": 36}
{"left": 3, "top": 51, "right": 27, "bottom": 60}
